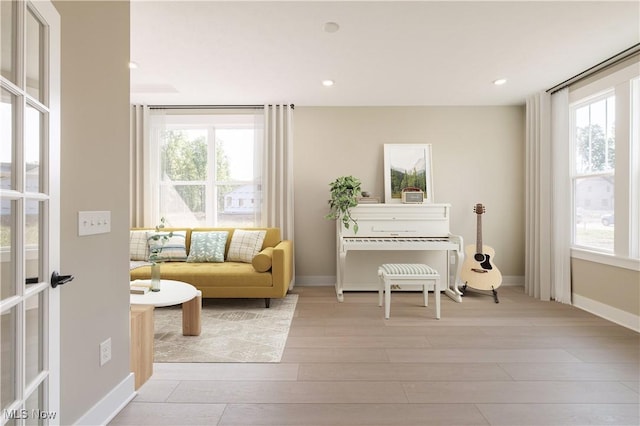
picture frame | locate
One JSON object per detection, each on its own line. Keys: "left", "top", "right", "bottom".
{"left": 383, "top": 143, "right": 433, "bottom": 203}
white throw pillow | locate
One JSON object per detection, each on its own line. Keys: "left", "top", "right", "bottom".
{"left": 227, "top": 230, "right": 266, "bottom": 263}
{"left": 130, "top": 230, "right": 149, "bottom": 261}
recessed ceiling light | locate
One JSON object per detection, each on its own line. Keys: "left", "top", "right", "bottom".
{"left": 323, "top": 22, "right": 340, "bottom": 33}
{"left": 128, "top": 61, "right": 139, "bottom": 69}
{"left": 493, "top": 78, "right": 507, "bottom": 86}
{"left": 322, "top": 80, "right": 335, "bottom": 87}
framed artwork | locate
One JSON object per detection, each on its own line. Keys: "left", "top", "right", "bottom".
{"left": 383, "top": 144, "right": 433, "bottom": 203}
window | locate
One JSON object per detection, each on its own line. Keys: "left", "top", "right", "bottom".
{"left": 571, "top": 92, "right": 615, "bottom": 252}
{"left": 570, "top": 63, "right": 640, "bottom": 262}
{"left": 148, "top": 110, "right": 263, "bottom": 227}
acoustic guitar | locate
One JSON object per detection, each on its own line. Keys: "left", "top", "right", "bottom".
{"left": 460, "top": 203, "right": 502, "bottom": 303}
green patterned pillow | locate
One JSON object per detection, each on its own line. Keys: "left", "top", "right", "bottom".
{"left": 187, "top": 231, "right": 228, "bottom": 263}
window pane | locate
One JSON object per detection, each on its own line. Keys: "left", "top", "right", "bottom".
{"left": 26, "top": 8, "right": 44, "bottom": 102}
{"left": 0, "top": 0, "right": 16, "bottom": 83}
{"left": 25, "top": 105, "right": 42, "bottom": 193}
{"left": 1, "top": 88, "right": 15, "bottom": 190}
{"left": 161, "top": 129, "right": 207, "bottom": 181}
{"left": 25, "top": 292, "right": 43, "bottom": 385}
{"left": 216, "top": 129, "right": 255, "bottom": 181}
{"left": 575, "top": 95, "right": 615, "bottom": 174}
{"left": 1, "top": 305, "right": 17, "bottom": 411}
{"left": 160, "top": 184, "right": 205, "bottom": 227}
{"left": 25, "top": 200, "right": 42, "bottom": 285}
{"left": 25, "top": 381, "right": 45, "bottom": 426}
{"left": 574, "top": 175, "right": 614, "bottom": 252}
{"left": 218, "top": 183, "right": 260, "bottom": 227}
{"left": 1, "top": 198, "right": 16, "bottom": 300}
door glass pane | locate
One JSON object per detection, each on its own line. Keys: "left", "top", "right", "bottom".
{"left": 1, "top": 198, "right": 16, "bottom": 299}
{"left": 25, "top": 105, "right": 42, "bottom": 193}
{"left": 25, "top": 200, "right": 42, "bottom": 285}
{"left": 25, "top": 381, "right": 46, "bottom": 425}
{"left": 0, "top": 0, "right": 16, "bottom": 83}
{"left": 26, "top": 8, "right": 44, "bottom": 102}
{"left": 1, "top": 88, "right": 16, "bottom": 190}
{"left": 1, "top": 305, "right": 17, "bottom": 411}
{"left": 25, "top": 293, "right": 43, "bottom": 385}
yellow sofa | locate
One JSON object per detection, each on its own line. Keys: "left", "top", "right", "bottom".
{"left": 130, "top": 227, "right": 293, "bottom": 308}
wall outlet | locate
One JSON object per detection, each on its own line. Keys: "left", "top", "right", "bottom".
{"left": 99, "top": 338, "right": 111, "bottom": 366}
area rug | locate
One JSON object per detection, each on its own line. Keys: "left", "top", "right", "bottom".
{"left": 153, "top": 294, "right": 298, "bottom": 363}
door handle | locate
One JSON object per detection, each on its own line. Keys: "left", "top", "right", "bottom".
{"left": 51, "top": 271, "right": 74, "bottom": 288}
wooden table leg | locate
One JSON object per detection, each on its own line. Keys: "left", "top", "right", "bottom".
{"left": 182, "top": 290, "right": 202, "bottom": 336}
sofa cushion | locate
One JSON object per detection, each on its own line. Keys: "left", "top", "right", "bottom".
{"left": 130, "top": 230, "right": 149, "bottom": 261}
{"left": 130, "top": 262, "right": 273, "bottom": 288}
{"left": 252, "top": 247, "right": 273, "bottom": 272}
{"left": 187, "top": 231, "right": 228, "bottom": 263}
{"left": 227, "top": 229, "right": 266, "bottom": 263}
{"left": 147, "top": 230, "right": 188, "bottom": 261}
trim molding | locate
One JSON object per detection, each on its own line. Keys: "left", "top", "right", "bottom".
{"left": 74, "top": 373, "right": 135, "bottom": 426}
{"left": 573, "top": 293, "right": 640, "bottom": 332}
{"left": 571, "top": 249, "right": 640, "bottom": 271}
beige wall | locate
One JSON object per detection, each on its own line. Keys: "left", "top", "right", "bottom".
{"left": 572, "top": 259, "right": 640, "bottom": 316}
{"left": 55, "top": 1, "right": 130, "bottom": 424}
{"left": 294, "top": 106, "right": 526, "bottom": 283}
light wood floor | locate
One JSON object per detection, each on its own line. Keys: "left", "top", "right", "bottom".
{"left": 110, "top": 286, "right": 639, "bottom": 425}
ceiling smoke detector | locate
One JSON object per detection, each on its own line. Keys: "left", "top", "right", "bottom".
{"left": 323, "top": 22, "right": 340, "bottom": 33}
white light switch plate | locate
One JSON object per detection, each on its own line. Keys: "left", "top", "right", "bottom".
{"left": 78, "top": 211, "right": 111, "bottom": 236}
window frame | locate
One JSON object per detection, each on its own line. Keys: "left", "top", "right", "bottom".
{"left": 569, "top": 61, "right": 640, "bottom": 271}
{"left": 147, "top": 110, "right": 263, "bottom": 228}
{"left": 570, "top": 89, "right": 616, "bottom": 253}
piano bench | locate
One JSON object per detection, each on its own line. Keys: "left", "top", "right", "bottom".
{"left": 377, "top": 264, "right": 440, "bottom": 320}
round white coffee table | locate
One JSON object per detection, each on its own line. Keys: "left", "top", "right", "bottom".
{"left": 130, "top": 279, "right": 202, "bottom": 336}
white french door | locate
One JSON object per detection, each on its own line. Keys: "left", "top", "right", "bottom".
{"left": 1, "top": 0, "right": 61, "bottom": 425}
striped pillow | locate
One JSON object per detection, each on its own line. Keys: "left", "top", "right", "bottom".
{"left": 146, "top": 230, "right": 187, "bottom": 262}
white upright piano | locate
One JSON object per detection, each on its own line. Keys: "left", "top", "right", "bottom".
{"left": 336, "top": 203, "right": 464, "bottom": 302}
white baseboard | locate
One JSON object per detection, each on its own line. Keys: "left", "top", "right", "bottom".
{"left": 295, "top": 275, "right": 525, "bottom": 287}
{"left": 74, "top": 373, "right": 135, "bottom": 426}
{"left": 573, "top": 293, "right": 640, "bottom": 332}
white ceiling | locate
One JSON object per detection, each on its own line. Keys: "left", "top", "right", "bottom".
{"left": 130, "top": 1, "right": 640, "bottom": 106}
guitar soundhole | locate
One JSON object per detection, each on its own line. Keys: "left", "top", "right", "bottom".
{"left": 474, "top": 253, "right": 493, "bottom": 270}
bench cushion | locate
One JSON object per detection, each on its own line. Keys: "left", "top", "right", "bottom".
{"left": 379, "top": 263, "right": 439, "bottom": 276}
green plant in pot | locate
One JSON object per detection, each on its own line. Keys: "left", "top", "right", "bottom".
{"left": 325, "top": 175, "right": 361, "bottom": 233}
{"left": 148, "top": 217, "right": 173, "bottom": 291}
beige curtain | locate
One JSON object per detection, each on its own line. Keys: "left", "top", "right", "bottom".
{"left": 130, "top": 105, "right": 148, "bottom": 227}
{"left": 525, "top": 89, "right": 571, "bottom": 303}
{"left": 262, "top": 104, "right": 295, "bottom": 288}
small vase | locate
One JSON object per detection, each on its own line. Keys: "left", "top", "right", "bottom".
{"left": 151, "top": 263, "right": 161, "bottom": 292}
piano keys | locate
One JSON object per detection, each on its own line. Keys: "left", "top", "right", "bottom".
{"left": 336, "top": 203, "right": 464, "bottom": 302}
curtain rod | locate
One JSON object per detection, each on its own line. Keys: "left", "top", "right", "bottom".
{"left": 547, "top": 44, "right": 640, "bottom": 94}
{"left": 148, "top": 104, "right": 294, "bottom": 110}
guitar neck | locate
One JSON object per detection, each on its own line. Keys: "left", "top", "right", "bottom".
{"left": 476, "top": 213, "right": 483, "bottom": 253}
